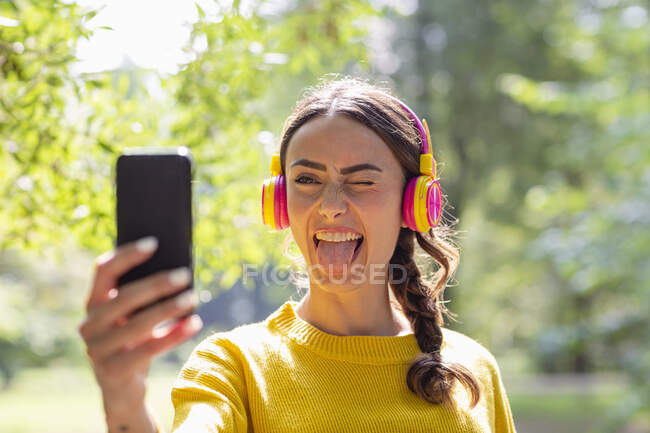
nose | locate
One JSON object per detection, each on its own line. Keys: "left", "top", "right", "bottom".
{"left": 318, "top": 182, "right": 347, "bottom": 220}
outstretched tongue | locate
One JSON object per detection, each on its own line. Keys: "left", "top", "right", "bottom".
{"left": 316, "top": 240, "right": 357, "bottom": 272}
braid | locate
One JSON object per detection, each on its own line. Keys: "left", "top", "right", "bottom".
{"left": 390, "top": 228, "right": 482, "bottom": 409}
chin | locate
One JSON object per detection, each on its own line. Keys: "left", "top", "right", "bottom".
{"left": 306, "top": 261, "right": 368, "bottom": 291}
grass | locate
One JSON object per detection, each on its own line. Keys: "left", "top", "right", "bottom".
{"left": 506, "top": 374, "right": 629, "bottom": 433}
{"left": 0, "top": 361, "right": 179, "bottom": 433}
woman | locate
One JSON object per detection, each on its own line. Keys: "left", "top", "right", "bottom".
{"left": 79, "top": 77, "right": 517, "bottom": 432}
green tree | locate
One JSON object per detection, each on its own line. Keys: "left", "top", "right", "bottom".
{"left": 498, "top": 2, "right": 649, "bottom": 427}
{"left": 0, "top": 0, "right": 102, "bottom": 386}
{"left": 382, "top": 0, "right": 648, "bottom": 428}
{"left": 0, "top": 0, "right": 377, "bottom": 381}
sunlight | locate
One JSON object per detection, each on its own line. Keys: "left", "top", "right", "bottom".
{"left": 71, "top": 0, "right": 205, "bottom": 75}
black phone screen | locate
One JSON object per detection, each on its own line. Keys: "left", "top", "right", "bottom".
{"left": 115, "top": 148, "right": 194, "bottom": 292}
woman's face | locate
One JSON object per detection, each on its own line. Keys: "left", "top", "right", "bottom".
{"left": 285, "top": 114, "right": 407, "bottom": 291}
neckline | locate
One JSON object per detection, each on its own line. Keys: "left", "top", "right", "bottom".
{"left": 267, "top": 300, "right": 424, "bottom": 364}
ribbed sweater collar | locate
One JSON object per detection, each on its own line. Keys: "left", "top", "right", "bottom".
{"left": 266, "top": 300, "right": 427, "bottom": 364}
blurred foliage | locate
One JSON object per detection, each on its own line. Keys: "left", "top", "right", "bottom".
{"left": 0, "top": 247, "right": 92, "bottom": 388}
{"left": 0, "top": 0, "right": 376, "bottom": 384}
{"left": 164, "top": 0, "right": 374, "bottom": 288}
{"left": 1, "top": 0, "right": 103, "bottom": 254}
{"left": 0, "top": 0, "right": 102, "bottom": 386}
{"left": 380, "top": 0, "right": 649, "bottom": 429}
{"left": 0, "top": 0, "right": 375, "bottom": 281}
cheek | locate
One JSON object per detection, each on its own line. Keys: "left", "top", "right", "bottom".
{"left": 356, "top": 187, "right": 403, "bottom": 218}
{"left": 286, "top": 187, "right": 312, "bottom": 221}
{"left": 361, "top": 188, "right": 403, "bottom": 247}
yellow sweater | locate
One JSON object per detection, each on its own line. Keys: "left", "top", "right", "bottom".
{"left": 170, "top": 300, "right": 517, "bottom": 432}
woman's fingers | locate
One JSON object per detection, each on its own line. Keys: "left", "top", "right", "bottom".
{"left": 84, "top": 289, "right": 198, "bottom": 362}
{"left": 80, "top": 267, "right": 192, "bottom": 341}
{"left": 97, "top": 314, "right": 203, "bottom": 383}
{"left": 131, "top": 314, "right": 203, "bottom": 364}
{"left": 85, "top": 237, "right": 159, "bottom": 311}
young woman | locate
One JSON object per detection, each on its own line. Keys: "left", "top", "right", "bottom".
{"left": 79, "top": 77, "right": 517, "bottom": 433}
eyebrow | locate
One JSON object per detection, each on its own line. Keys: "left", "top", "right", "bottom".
{"left": 289, "top": 159, "right": 382, "bottom": 175}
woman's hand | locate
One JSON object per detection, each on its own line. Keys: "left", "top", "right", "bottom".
{"left": 78, "top": 237, "right": 202, "bottom": 431}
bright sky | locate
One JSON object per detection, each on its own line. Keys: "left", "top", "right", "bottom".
{"left": 71, "top": 0, "right": 216, "bottom": 75}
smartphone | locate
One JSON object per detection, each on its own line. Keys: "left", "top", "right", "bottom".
{"left": 115, "top": 147, "right": 194, "bottom": 313}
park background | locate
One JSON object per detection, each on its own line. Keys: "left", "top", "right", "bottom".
{"left": 0, "top": 0, "right": 648, "bottom": 432}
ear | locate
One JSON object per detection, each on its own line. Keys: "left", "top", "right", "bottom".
{"left": 400, "top": 215, "right": 408, "bottom": 229}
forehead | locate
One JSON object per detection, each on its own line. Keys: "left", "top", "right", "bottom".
{"left": 286, "top": 114, "right": 400, "bottom": 172}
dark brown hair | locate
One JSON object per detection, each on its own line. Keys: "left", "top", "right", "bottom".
{"left": 278, "top": 76, "right": 481, "bottom": 409}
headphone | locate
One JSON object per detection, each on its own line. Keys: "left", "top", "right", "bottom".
{"left": 261, "top": 96, "right": 442, "bottom": 233}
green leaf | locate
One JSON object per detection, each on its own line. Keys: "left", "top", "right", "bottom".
{"left": 97, "top": 139, "right": 114, "bottom": 153}
{"left": 45, "top": 75, "right": 63, "bottom": 87}
{"left": 195, "top": 2, "right": 205, "bottom": 19}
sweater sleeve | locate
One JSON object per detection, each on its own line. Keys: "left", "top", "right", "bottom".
{"left": 486, "top": 353, "right": 517, "bottom": 433}
{"left": 170, "top": 334, "right": 249, "bottom": 433}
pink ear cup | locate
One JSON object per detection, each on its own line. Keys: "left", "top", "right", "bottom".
{"left": 261, "top": 175, "right": 289, "bottom": 230}
{"left": 402, "top": 177, "right": 418, "bottom": 231}
{"left": 273, "top": 176, "right": 281, "bottom": 229}
{"left": 402, "top": 175, "right": 443, "bottom": 232}
{"left": 276, "top": 175, "right": 289, "bottom": 229}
